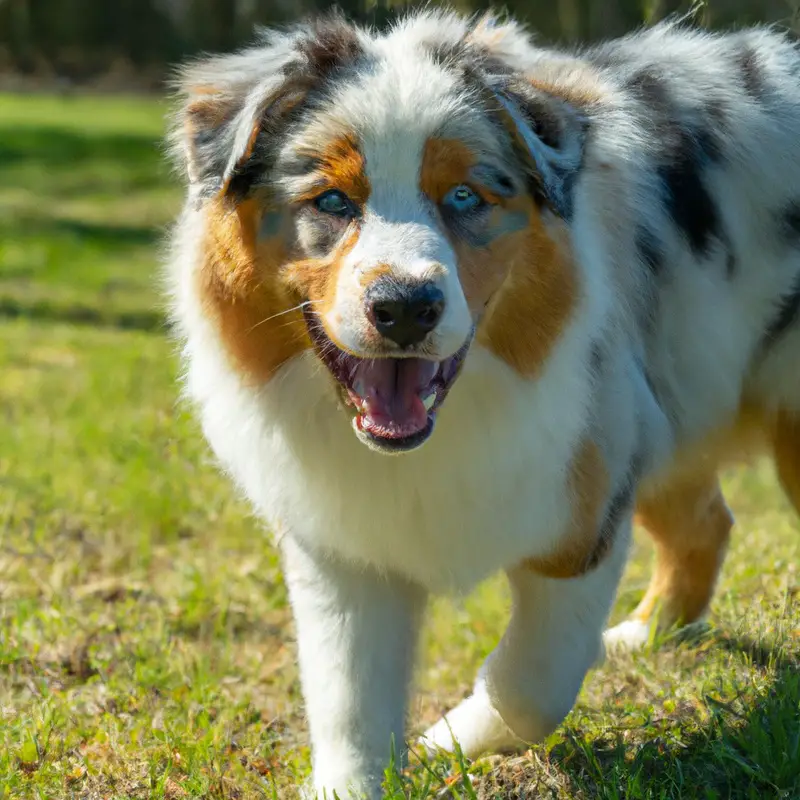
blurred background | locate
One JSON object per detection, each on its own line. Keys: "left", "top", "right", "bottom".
{"left": 1, "top": 2, "right": 798, "bottom": 799}
{"left": 1, "top": 0, "right": 799, "bottom": 91}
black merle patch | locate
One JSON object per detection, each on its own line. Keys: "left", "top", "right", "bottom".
{"left": 297, "top": 14, "right": 364, "bottom": 80}
{"left": 658, "top": 128, "right": 721, "bottom": 257}
{"left": 780, "top": 201, "right": 800, "bottom": 245}
{"left": 705, "top": 98, "right": 729, "bottom": 132}
{"left": 642, "top": 365, "right": 659, "bottom": 402}
{"left": 220, "top": 20, "right": 364, "bottom": 201}
{"left": 625, "top": 68, "right": 672, "bottom": 110}
{"left": 549, "top": 164, "right": 577, "bottom": 221}
{"left": 503, "top": 82, "right": 565, "bottom": 150}
{"left": 624, "top": 67, "right": 725, "bottom": 164}
{"left": 763, "top": 275, "right": 800, "bottom": 347}
{"left": 692, "top": 125, "right": 724, "bottom": 165}
{"left": 223, "top": 99, "right": 310, "bottom": 201}
{"left": 726, "top": 251, "right": 736, "bottom": 279}
{"left": 431, "top": 38, "right": 513, "bottom": 77}
{"left": 226, "top": 157, "right": 266, "bottom": 201}
{"left": 499, "top": 94, "right": 578, "bottom": 220}
{"left": 582, "top": 452, "right": 642, "bottom": 574}
{"left": 589, "top": 342, "right": 604, "bottom": 375}
{"left": 737, "top": 46, "right": 764, "bottom": 100}
{"left": 636, "top": 226, "right": 666, "bottom": 277}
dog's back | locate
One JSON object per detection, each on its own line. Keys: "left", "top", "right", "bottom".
{"left": 570, "top": 22, "right": 800, "bottom": 647}
{"left": 589, "top": 23, "right": 800, "bottom": 433}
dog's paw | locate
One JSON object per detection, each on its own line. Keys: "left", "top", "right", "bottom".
{"left": 418, "top": 688, "right": 518, "bottom": 760}
{"left": 602, "top": 619, "right": 651, "bottom": 651}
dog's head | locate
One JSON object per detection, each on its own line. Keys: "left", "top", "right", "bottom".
{"left": 171, "top": 11, "right": 587, "bottom": 454}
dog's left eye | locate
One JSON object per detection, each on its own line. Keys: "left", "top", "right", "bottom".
{"left": 314, "top": 189, "right": 354, "bottom": 217}
{"left": 443, "top": 184, "right": 482, "bottom": 213}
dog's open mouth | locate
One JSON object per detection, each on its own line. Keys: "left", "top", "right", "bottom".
{"left": 304, "top": 310, "right": 471, "bottom": 453}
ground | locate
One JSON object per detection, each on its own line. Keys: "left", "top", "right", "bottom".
{"left": 0, "top": 93, "right": 797, "bottom": 800}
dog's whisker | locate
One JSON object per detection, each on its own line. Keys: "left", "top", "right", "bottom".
{"left": 248, "top": 301, "right": 312, "bottom": 332}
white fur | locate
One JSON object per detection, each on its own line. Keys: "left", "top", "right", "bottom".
{"left": 603, "top": 618, "right": 652, "bottom": 651}
{"left": 282, "top": 535, "right": 426, "bottom": 799}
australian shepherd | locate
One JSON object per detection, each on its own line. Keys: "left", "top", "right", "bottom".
{"left": 165, "top": 10, "right": 800, "bottom": 798}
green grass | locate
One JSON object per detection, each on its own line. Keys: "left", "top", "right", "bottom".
{"left": 0, "top": 92, "right": 797, "bottom": 800}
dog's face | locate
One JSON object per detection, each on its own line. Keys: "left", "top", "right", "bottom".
{"left": 174, "top": 12, "right": 585, "bottom": 453}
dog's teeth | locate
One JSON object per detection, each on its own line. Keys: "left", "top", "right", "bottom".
{"left": 422, "top": 392, "right": 436, "bottom": 411}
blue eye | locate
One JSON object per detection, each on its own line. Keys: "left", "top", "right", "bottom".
{"left": 314, "top": 190, "right": 353, "bottom": 216}
{"left": 443, "top": 184, "right": 481, "bottom": 213}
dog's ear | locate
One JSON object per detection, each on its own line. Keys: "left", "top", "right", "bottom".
{"left": 170, "top": 15, "right": 365, "bottom": 200}
{"left": 490, "top": 81, "right": 586, "bottom": 221}
{"left": 462, "top": 14, "right": 588, "bottom": 220}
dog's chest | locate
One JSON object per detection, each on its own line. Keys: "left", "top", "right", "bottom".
{"left": 200, "top": 348, "right": 584, "bottom": 593}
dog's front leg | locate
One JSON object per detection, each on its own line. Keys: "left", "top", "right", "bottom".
{"left": 420, "top": 517, "right": 632, "bottom": 759}
{"left": 282, "top": 535, "right": 426, "bottom": 800}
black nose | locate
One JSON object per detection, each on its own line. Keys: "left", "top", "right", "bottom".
{"left": 365, "top": 279, "right": 445, "bottom": 348}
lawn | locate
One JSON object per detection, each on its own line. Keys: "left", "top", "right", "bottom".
{"left": 0, "top": 92, "right": 797, "bottom": 800}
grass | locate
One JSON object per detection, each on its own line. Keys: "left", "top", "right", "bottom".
{"left": 0, "top": 91, "right": 797, "bottom": 800}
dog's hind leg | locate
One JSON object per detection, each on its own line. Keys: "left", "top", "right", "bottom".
{"left": 773, "top": 409, "right": 800, "bottom": 513}
{"left": 604, "top": 471, "right": 733, "bottom": 650}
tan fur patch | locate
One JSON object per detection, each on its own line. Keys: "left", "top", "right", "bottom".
{"left": 632, "top": 473, "right": 733, "bottom": 628}
{"left": 420, "top": 136, "right": 513, "bottom": 311}
{"left": 524, "top": 438, "right": 610, "bottom": 578}
{"left": 200, "top": 198, "right": 365, "bottom": 380}
{"left": 526, "top": 73, "right": 606, "bottom": 109}
{"left": 296, "top": 135, "right": 371, "bottom": 206}
{"left": 357, "top": 263, "right": 396, "bottom": 289}
{"left": 772, "top": 409, "right": 800, "bottom": 513}
{"left": 478, "top": 216, "right": 578, "bottom": 378}
{"left": 628, "top": 401, "right": 783, "bottom": 630}
{"left": 419, "top": 138, "right": 476, "bottom": 204}
{"left": 198, "top": 198, "right": 310, "bottom": 384}
{"left": 186, "top": 96, "right": 230, "bottom": 128}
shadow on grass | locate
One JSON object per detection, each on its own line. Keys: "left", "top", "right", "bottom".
{"left": 44, "top": 217, "right": 162, "bottom": 246}
{"left": 0, "top": 126, "right": 163, "bottom": 176}
{"left": 477, "top": 637, "right": 798, "bottom": 799}
{"left": 0, "top": 297, "right": 166, "bottom": 332}
{"left": 713, "top": 631, "right": 798, "bottom": 672}
{"left": 0, "top": 216, "right": 162, "bottom": 249}
{"left": 557, "top": 642, "right": 799, "bottom": 799}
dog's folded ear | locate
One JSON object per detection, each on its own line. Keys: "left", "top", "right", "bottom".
{"left": 460, "top": 14, "right": 588, "bottom": 220}
{"left": 172, "top": 39, "right": 301, "bottom": 199}
{"left": 170, "top": 15, "right": 365, "bottom": 200}
{"left": 490, "top": 81, "right": 587, "bottom": 221}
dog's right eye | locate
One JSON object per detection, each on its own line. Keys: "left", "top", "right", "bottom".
{"left": 314, "top": 190, "right": 354, "bottom": 217}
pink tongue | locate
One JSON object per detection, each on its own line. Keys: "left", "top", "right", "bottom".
{"left": 351, "top": 359, "right": 437, "bottom": 439}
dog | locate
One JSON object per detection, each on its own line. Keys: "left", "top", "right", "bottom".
{"left": 165, "top": 10, "right": 800, "bottom": 798}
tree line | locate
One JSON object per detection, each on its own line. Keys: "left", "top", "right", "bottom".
{"left": 0, "top": 0, "right": 796, "bottom": 86}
